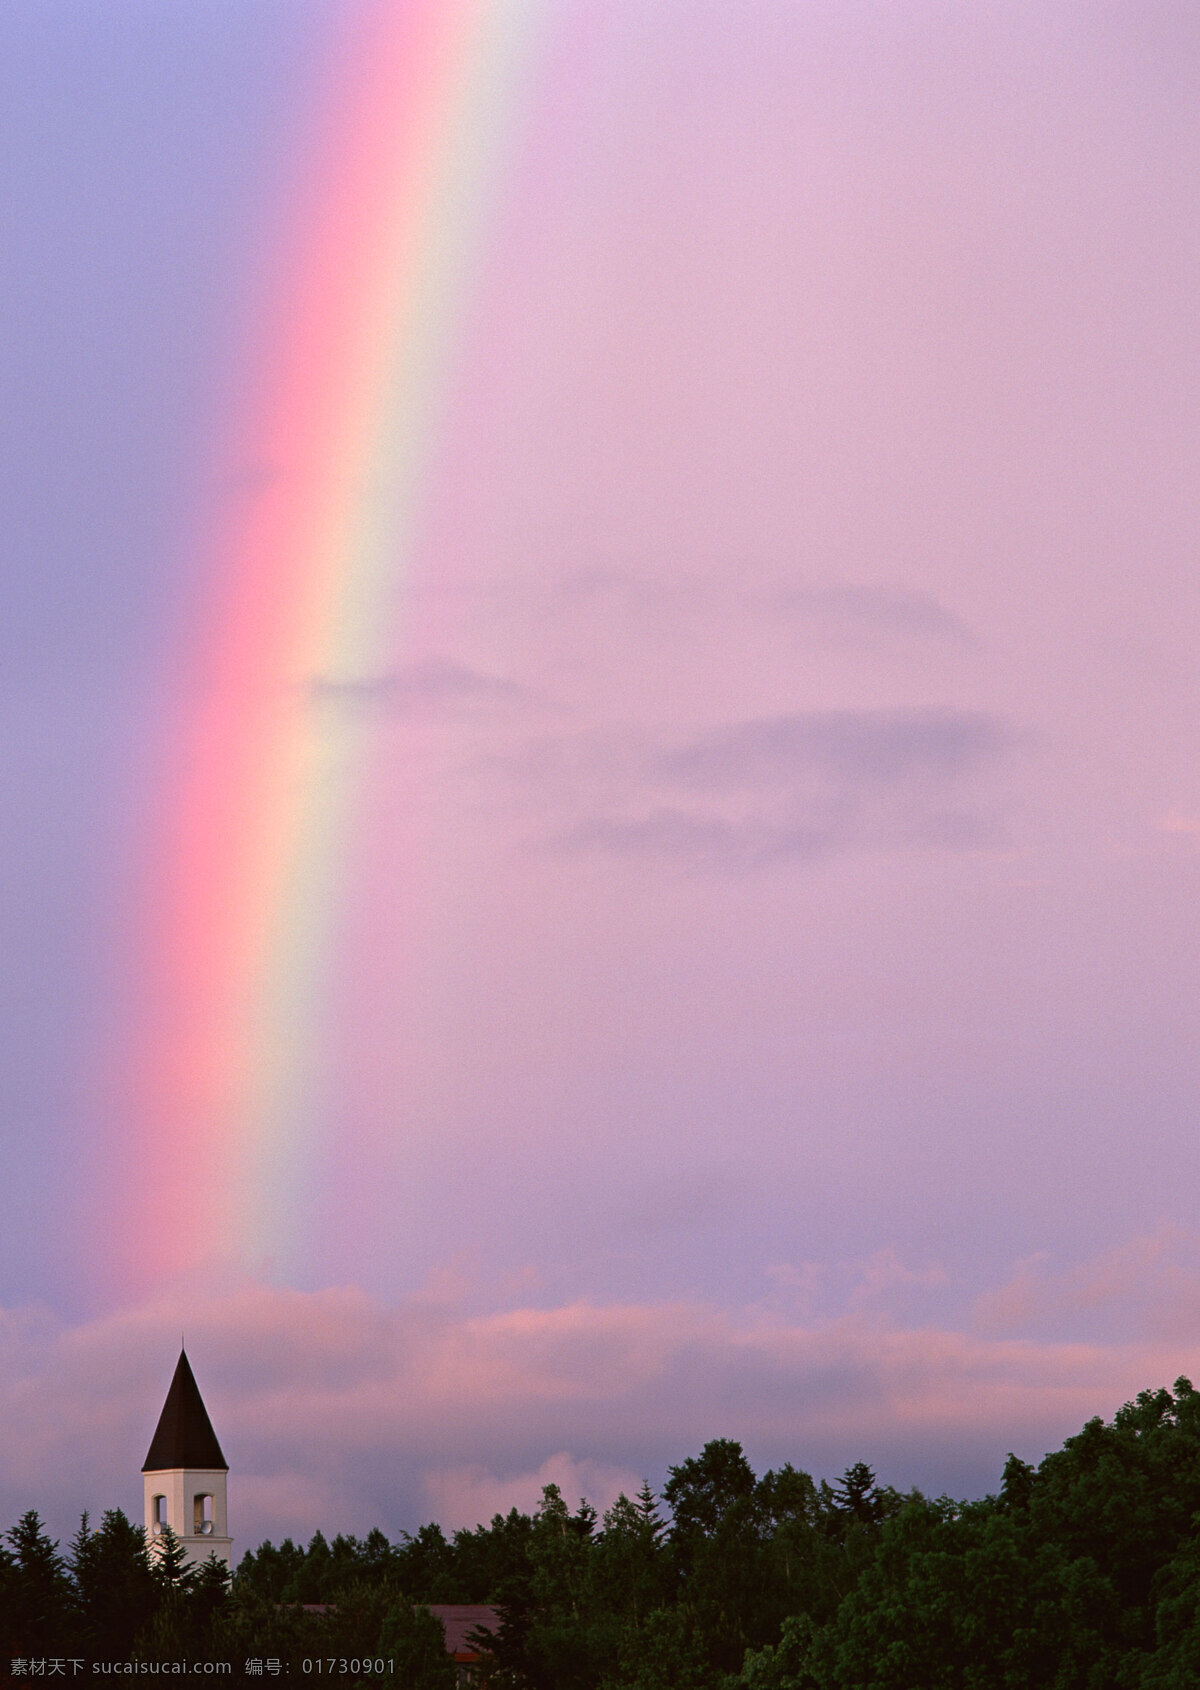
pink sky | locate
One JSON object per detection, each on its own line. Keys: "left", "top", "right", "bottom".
{"left": 7, "top": 1229, "right": 1200, "bottom": 1543}
{"left": 1, "top": 0, "right": 1200, "bottom": 1543}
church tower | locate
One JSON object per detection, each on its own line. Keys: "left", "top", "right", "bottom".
{"left": 142, "top": 1349, "right": 232, "bottom": 1569}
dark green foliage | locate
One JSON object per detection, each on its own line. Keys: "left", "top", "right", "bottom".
{"left": 1028, "top": 1378, "right": 1200, "bottom": 1643}
{"left": 664, "top": 1440, "right": 770, "bottom": 1672}
{"left": 282, "top": 1526, "right": 332, "bottom": 1602}
{"left": 133, "top": 1524, "right": 199, "bottom": 1656}
{"left": 764, "top": 1378, "right": 1200, "bottom": 1688}
{"left": 831, "top": 1463, "right": 888, "bottom": 1526}
{"left": 801, "top": 1494, "right": 1081, "bottom": 1688}
{"left": 189, "top": 1553, "right": 232, "bottom": 1635}
{"left": 4, "top": 1510, "right": 74, "bottom": 1651}
{"left": 665, "top": 1439, "right": 759, "bottom": 1543}
{"left": 0, "top": 1534, "right": 18, "bottom": 1659}
{"left": 233, "top": 1532, "right": 308, "bottom": 1601}
{"left": 451, "top": 1506, "right": 537, "bottom": 1603}
{"left": 376, "top": 1600, "right": 457, "bottom": 1686}
{"left": 394, "top": 1521, "right": 460, "bottom": 1598}
{"left": 1140, "top": 1533, "right": 1200, "bottom": 1687}
{"left": 13, "top": 1380, "right": 1200, "bottom": 1682}
{"left": 597, "top": 1604, "right": 716, "bottom": 1689}
{"left": 210, "top": 1582, "right": 338, "bottom": 1660}
{"left": 70, "top": 1508, "right": 159, "bottom": 1654}
{"left": 593, "top": 1486, "right": 668, "bottom": 1630}
{"left": 738, "top": 1614, "right": 821, "bottom": 1689}
{"left": 148, "top": 1521, "right": 192, "bottom": 1591}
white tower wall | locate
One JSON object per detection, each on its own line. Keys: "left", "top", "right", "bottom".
{"left": 144, "top": 1465, "right": 233, "bottom": 1569}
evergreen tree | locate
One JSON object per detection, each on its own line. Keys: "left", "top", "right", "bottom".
{"left": 283, "top": 1528, "right": 333, "bottom": 1603}
{"left": 234, "top": 1535, "right": 307, "bottom": 1602}
{"left": 831, "top": 1464, "right": 885, "bottom": 1526}
{"left": 148, "top": 1522, "right": 193, "bottom": 1593}
{"left": 394, "top": 1521, "right": 461, "bottom": 1600}
{"left": 0, "top": 1532, "right": 18, "bottom": 1660}
{"left": 594, "top": 1487, "right": 667, "bottom": 1630}
{"left": 69, "top": 1508, "right": 158, "bottom": 1655}
{"left": 189, "top": 1552, "right": 231, "bottom": 1639}
{"left": 4, "top": 1510, "right": 75, "bottom": 1652}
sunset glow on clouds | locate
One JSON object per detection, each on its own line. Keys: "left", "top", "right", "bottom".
{"left": 7, "top": 1231, "right": 1200, "bottom": 1545}
{"left": 2, "top": 0, "right": 1200, "bottom": 1545}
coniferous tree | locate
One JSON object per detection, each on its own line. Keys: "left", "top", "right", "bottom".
{"left": 283, "top": 1528, "right": 332, "bottom": 1603}
{"left": 149, "top": 1522, "right": 193, "bottom": 1593}
{"left": 5, "top": 1510, "right": 74, "bottom": 1652}
{"left": 593, "top": 1487, "right": 667, "bottom": 1631}
{"left": 69, "top": 1508, "right": 158, "bottom": 1656}
{"left": 0, "top": 1532, "right": 18, "bottom": 1658}
{"left": 189, "top": 1552, "right": 231, "bottom": 1639}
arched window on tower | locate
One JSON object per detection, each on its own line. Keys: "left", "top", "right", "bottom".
{"left": 151, "top": 1495, "right": 167, "bottom": 1535}
{"left": 194, "top": 1493, "right": 214, "bottom": 1535}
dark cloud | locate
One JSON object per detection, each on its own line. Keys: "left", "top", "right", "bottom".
{"left": 539, "top": 570, "right": 973, "bottom": 646}
{"left": 659, "top": 707, "right": 1009, "bottom": 789}
{"left": 308, "top": 658, "right": 532, "bottom": 713}
{"left": 552, "top": 566, "right": 652, "bottom": 605}
{"left": 549, "top": 707, "right": 1016, "bottom": 869}
{"left": 561, "top": 809, "right": 837, "bottom": 870}
{"left": 771, "top": 583, "right": 975, "bottom": 643}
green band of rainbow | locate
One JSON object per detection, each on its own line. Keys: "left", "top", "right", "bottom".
{"left": 120, "top": 0, "right": 547, "bottom": 1287}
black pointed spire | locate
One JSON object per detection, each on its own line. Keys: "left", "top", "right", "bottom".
{"left": 142, "top": 1350, "right": 227, "bottom": 1472}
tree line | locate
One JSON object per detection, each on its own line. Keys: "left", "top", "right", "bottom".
{"left": 6, "top": 1378, "right": 1200, "bottom": 1684}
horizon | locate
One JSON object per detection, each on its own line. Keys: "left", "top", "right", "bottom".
{"left": 14, "top": 1332, "right": 1194, "bottom": 1554}
{"left": 2, "top": 0, "right": 1200, "bottom": 1551}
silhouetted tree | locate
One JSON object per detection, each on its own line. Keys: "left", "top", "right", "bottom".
{"left": 5, "top": 1511, "right": 74, "bottom": 1652}
{"left": 69, "top": 1508, "right": 158, "bottom": 1655}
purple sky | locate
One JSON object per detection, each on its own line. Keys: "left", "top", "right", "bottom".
{"left": 3, "top": 0, "right": 1200, "bottom": 1546}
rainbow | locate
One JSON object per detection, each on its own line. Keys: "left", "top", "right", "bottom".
{"left": 116, "top": 0, "right": 547, "bottom": 1288}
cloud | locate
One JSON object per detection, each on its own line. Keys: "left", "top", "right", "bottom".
{"left": 423, "top": 1453, "right": 643, "bottom": 1532}
{"left": 547, "top": 707, "right": 1017, "bottom": 869}
{"left": 1, "top": 1251, "right": 1196, "bottom": 1550}
{"left": 526, "top": 570, "right": 972, "bottom": 648}
{"left": 562, "top": 808, "right": 838, "bottom": 868}
{"left": 1160, "top": 810, "right": 1200, "bottom": 852}
{"left": 549, "top": 567, "right": 681, "bottom": 611}
{"left": 770, "top": 583, "right": 975, "bottom": 645}
{"left": 845, "top": 1249, "right": 951, "bottom": 1310}
{"left": 975, "top": 1229, "right": 1200, "bottom": 1343}
{"left": 308, "top": 658, "right": 532, "bottom": 715}
{"left": 658, "top": 708, "right": 1007, "bottom": 789}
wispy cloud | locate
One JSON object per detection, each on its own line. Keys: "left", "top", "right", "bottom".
{"left": 543, "top": 706, "right": 1017, "bottom": 869}
{"left": 974, "top": 1228, "right": 1200, "bottom": 1343}
{"left": 507, "top": 570, "right": 974, "bottom": 656}
{"left": 424, "top": 1453, "right": 642, "bottom": 1533}
{"left": 658, "top": 707, "right": 1007, "bottom": 788}
{"left": 562, "top": 808, "right": 844, "bottom": 868}
{"left": 308, "top": 658, "right": 533, "bottom": 715}
{"left": 770, "top": 582, "right": 975, "bottom": 644}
